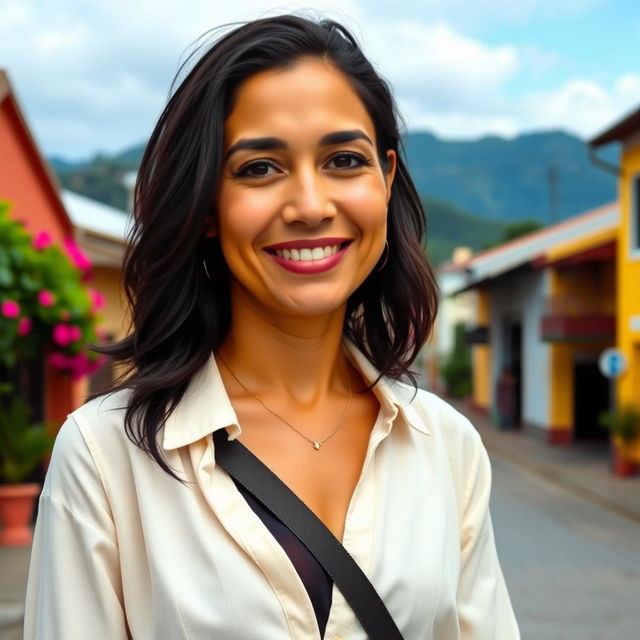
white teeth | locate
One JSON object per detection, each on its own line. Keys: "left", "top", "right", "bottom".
{"left": 274, "top": 244, "right": 342, "bottom": 261}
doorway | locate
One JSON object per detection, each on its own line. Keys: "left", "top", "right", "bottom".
{"left": 497, "top": 319, "right": 522, "bottom": 429}
{"left": 573, "top": 359, "right": 610, "bottom": 441}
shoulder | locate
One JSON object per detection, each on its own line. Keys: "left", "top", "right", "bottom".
{"left": 388, "top": 378, "right": 481, "bottom": 446}
{"left": 44, "top": 389, "right": 133, "bottom": 499}
{"left": 386, "top": 379, "right": 486, "bottom": 487}
{"left": 389, "top": 382, "right": 492, "bottom": 517}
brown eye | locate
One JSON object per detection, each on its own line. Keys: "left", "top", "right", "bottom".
{"left": 326, "top": 152, "right": 372, "bottom": 170}
{"left": 234, "top": 160, "right": 279, "bottom": 178}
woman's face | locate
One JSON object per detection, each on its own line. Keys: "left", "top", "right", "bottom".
{"left": 212, "top": 58, "right": 396, "bottom": 319}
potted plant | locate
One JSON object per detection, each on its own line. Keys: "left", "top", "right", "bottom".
{"left": 0, "top": 383, "right": 54, "bottom": 545}
{"left": 598, "top": 406, "right": 640, "bottom": 477}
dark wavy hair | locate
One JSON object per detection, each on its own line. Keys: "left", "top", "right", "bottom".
{"left": 102, "top": 14, "right": 439, "bottom": 480}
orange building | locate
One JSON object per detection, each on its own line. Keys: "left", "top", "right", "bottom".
{"left": 1, "top": 70, "right": 80, "bottom": 426}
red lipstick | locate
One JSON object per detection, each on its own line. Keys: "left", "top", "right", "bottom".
{"left": 263, "top": 239, "right": 352, "bottom": 275}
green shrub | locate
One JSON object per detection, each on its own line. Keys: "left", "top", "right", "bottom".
{"left": 0, "top": 201, "right": 104, "bottom": 378}
{"left": 442, "top": 323, "right": 472, "bottom": 398}
{"left": 598, "top": 406, "right": 640, "bottom": 445}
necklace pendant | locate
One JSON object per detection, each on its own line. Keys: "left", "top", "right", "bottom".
{"left": 312, "top": 441, "right": 322, "bottom": 450}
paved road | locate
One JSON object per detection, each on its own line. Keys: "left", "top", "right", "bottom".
{"left": 490, "top": 454, "right": 640, "bottom": 640}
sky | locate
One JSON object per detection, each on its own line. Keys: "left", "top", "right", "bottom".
{"left": 1, "top": 0, "right": 639, "bottom": 160}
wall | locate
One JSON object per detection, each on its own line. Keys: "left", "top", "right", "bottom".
{"left": 488, "top": 268, "right": 550, "bottom": 430}
{"left": 547, "top": 261, "right": 615, "bottom": 442}
{"left": 472, "top": 289, "right": 491, "bottom": 410}
{"left": 0, "top": 96, "right": 71, "bottom": 241}
{"left": 618, "top": 140, "right": 640, "bottom": 410}
{"left": 618, "top": 137, "right": 640, "bottom": 461}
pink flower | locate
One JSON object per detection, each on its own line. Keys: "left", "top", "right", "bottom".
{"left": 17, "top": 317, "right": 32, "bottom": 336}
{"left": 63, "top": 238, "right": 92, "bottom": 271}
{"left": 49, "top": 352, "right": 70, "bottom": 369}
{"left": 52, "top": 323, "right": 82, "bottom": 346}
{"left": 38, "top": 289, "right": 55, "bottom": 307}
{"left": 1, "top": 300, "right": 20, "bottom": 318}
{"left": 52, "top": 324, "right": 72, "bottom": 346}
{"left": 49, "top": 348, "right": 103, "bottom": 380}
{"left": 33, "top": 231, "right": 53, "bottom": 251}
{"left": 89, "top": 289, "right": 105, "bottom": 311}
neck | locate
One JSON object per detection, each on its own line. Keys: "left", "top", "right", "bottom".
{"left": 217, "top": 286, "right": 353, "bottom": 405}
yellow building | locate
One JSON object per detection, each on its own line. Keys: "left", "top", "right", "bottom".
{"left": 448, "top": 203, "right": 618, "bottom": 445}
{"left": 591, "top": 106, "right": 640, "bottom": 462}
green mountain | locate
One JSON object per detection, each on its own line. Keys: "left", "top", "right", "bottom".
{"left": 49, "top": 129, "right": 618, "bottom": 265}
{"left": 423, "top": 198, "right": 507, "bottom": 265}
{"left": 404, "top": 130, "right": 617, "bottom": 223}
{"left": 52, "top": 153, "right": 131, "bottom": 211}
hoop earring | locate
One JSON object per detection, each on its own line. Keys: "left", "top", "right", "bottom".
{"left": 202, "top": 258, "right": 213, "bottom": 281}
{"left": 375, "top": 240, "right": 389, "bottom": 272}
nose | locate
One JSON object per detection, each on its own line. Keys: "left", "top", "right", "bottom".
{"left": 281, "top": 170, "right": 337, "bottom": 227}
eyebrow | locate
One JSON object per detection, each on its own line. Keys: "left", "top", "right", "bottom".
{"left": 224, "top": 129, "right": 373, "bottom": 160}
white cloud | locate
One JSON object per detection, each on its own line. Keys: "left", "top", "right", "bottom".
{"left": 0, "top": 0, "right": 634, "bottom": 156}
{"left": 1, "top": 0, "right": 364, "bottom": 157}
{"left": 408, "top": 110, "right": 520, "bottom": 140}
{"left": 519, "top": 45, "right": 561, "bottom": 78}
{"left": 364, "top": 21, "right": 519, "bottom": 113}
{"left": 518, "top": 75, "right": 640, "bottom": 138}
{"left": 399, "top": 73, "right": 640, "bottom": 141}
{"left": 349, "top": 0, "right": 604, "bottom": 30}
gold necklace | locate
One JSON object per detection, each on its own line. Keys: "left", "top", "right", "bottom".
{"left": 217, "top": 355, "right": 353, "bottom": 451}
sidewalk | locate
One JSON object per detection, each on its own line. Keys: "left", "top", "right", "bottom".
{"left": 2, "top": 399, "right": 640, "bottom": 637}
{"left": 449, "top": 398, "right": 640, "bottom": 524}
{"left": 0, "top": 544, "right": 30, "bottom": 639}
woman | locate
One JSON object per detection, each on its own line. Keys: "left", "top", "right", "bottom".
{"left": 24, "top": 14, "right": 520, "bottom": 639}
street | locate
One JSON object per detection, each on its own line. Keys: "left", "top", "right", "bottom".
{"left": 490, "top": 454, "right": 640, "bottom": 639}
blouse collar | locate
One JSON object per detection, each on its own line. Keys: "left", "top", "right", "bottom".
{"left": 162, "top": 338, "right": 430, "bottom": 451}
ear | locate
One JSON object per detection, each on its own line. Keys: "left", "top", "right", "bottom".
{"left": 384, "top": 150, "right": 397, "bottom": 204}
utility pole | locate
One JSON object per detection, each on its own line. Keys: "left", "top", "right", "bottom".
{"left": 548, "top": 164, "right": 558, "bottom": 225}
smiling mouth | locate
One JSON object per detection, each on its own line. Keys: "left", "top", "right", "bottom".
{"left": 262, "top": 239, "right": 353, "bottom": 274}
{"left": 263, "top": 240, "right": 352, "bottom": 262}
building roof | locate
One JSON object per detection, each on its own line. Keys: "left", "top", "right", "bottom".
{"left": 61, "top": 190, "right": 130, "bottom": 268}
{"left": 447, "top": 201, "right": 619, "bottom": 294}
{"left": 0, "top": 69, "right": 73, "bottom": 235}
{"left": 62, "top": 189, "right": 130, "bottom": 241}
{"left": 590, "top": 104, "right": 640, "bottom": 147}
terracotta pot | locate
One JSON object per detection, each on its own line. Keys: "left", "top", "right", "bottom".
{"left": 0, "top": 483, "right": 41, "bottom": 546}
{"left": 611, "top": 445, "right": 639, "bottom": 478}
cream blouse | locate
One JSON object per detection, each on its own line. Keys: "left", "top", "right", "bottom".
{"left": 24, "top": 340, "right": 520, "bottom": 639}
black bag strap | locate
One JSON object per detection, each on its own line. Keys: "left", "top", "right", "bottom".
{"left": 213, "top": 429, "right": 403, "bottom": 640}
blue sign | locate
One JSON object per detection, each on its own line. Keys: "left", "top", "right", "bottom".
{"left": 598, "top": 348, "right": 627, "bottom": 379}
